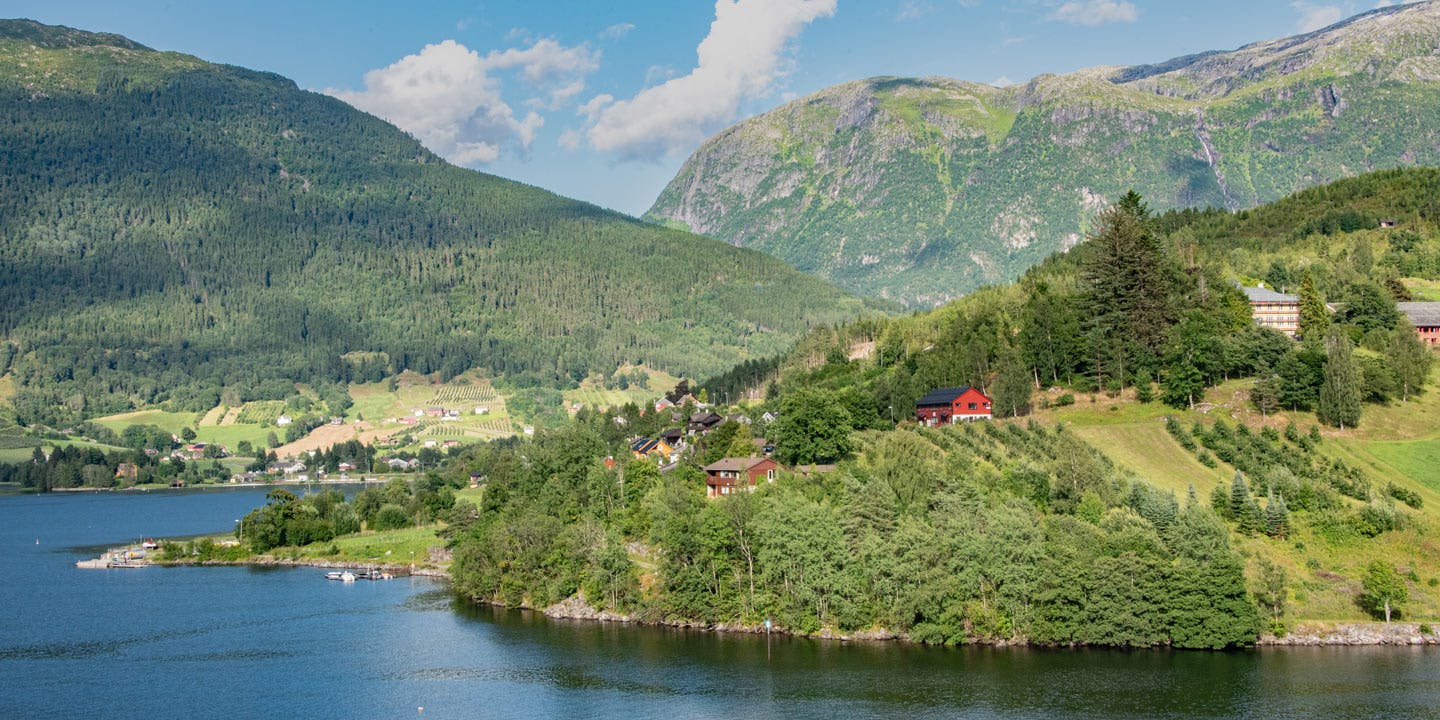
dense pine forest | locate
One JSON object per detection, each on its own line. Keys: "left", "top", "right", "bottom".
{"left": 0, "top": 20, "right": 876, "bottom": 428}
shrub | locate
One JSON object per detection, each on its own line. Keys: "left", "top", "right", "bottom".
{"left": 1386, "top": 483, "right": 1423, "bottom": 510}
{"left": 371, "top": 503, "right": 413, "bottom": 531}
{"left": 1055, "top": 393, "right": 1075, "bottom": 407}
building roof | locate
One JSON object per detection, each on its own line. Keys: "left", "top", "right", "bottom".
{"left": 916, "top": 386, "right": 979, "bottom": 407}
{"left": 1241, "top": 285, "right": 1298, "bottom": 303}
{"left": 1398, "top": 302, "right": 1440, "bottom": 327}
{"left": 704, "top": 457, "right": 771, "bottom": 473}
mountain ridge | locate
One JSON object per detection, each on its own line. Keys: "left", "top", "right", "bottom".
{"left": 646, "top": 1, "right": 1440, "bottom": 306}
{"left": 0, "top": 19, "right": 878, "bottom": 427}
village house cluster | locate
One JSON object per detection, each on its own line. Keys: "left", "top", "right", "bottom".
{"left": 623, "top": 383, "right": 993, "bottom": 500}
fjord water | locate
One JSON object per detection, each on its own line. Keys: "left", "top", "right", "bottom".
{"left": 3, "top": 490, "right": 1437, "bottom": 720}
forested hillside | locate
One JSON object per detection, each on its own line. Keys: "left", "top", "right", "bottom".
{"left": 648, "top": 2, "right": 1440, "bottom": 306}
{"left": 423, "top": 169, "right": 1440, "bottom": 645}
{"left": 0, "top": 19, "right": 875, "bottom": 428}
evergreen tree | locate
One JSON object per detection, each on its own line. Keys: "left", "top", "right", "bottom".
{"left": 1263, "top": 490, "right": 1289, "bottom": 539}
{"left": 1316, "top": 329, "right": 1362, "bottom": 430}
{"left": 1250, "top": 374, "right": 1282, "bottom": 420}
{"left": 1276, "top": 349, "right": 1322, "bottom": 411}
{"left": 1227, "top": 471, "right": 1258, "bottom": 532}
{"left": 1297, "top": 270, "right": 1329, "bottom": 343}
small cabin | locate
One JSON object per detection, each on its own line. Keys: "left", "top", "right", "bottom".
{"left": 915, "top": 386, "right": 992, "bottom": 425}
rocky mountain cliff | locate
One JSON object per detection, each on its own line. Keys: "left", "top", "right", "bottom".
{"left": 646, "top": 2, "right": 1440, "bottom": 306}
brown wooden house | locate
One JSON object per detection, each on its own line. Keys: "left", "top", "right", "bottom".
{"left": 703, "top": 457, "right": 778, "bottom": 498}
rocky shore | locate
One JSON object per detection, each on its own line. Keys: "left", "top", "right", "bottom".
{"left": 541, "top": 595, "right": 1440, "bottom": 648}
{"left": 1260, "top": 622, "right": 1440, "bottom": 646}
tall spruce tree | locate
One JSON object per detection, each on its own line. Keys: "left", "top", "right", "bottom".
{"left": 1297, "top": 271, "right": 1329, "bottom": 343}
{"left": 1317, "top": 329, "right": 1362, "bottom": 430}
{"left": 1080, "top": 191, "right": 1174, "bottom": 390}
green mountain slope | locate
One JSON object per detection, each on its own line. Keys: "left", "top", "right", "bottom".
{"left": 0, "top": 19, "right": 876, "bottom": 427}
{"left": 647, "top": 2, "right": 1440, "bottom": 306}
{"left": 690, "top": 169, "right": 1440, "bottom": 631}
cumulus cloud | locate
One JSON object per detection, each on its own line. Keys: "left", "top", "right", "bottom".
{"left": 583, "top": 0, "right": 836, "bottom": 161}
{"left": 330, "top": 38, "right": 599, "bottom": 165}
{"left": 1048, "top": 0, "right": 1138, "bottom": 26}
{"left": 1291, "top": 1, "right": 1343, "bottom": 32}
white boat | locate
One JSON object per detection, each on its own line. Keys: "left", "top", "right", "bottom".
{"left": 340, "top": 571, "right": 356, "bottom": 583}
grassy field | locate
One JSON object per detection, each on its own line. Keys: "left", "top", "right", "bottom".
{"left": 1070, "top": 422, "right": 1225, "bottom": 495}
{"left": 1036, "top": 365, "right": 1440, "bottom": 623}
{"left": 186, "top": 488, "right": 483, "bottom": 568}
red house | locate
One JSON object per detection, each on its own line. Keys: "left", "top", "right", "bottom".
{"left": 915, "top": 386, "right": 992, "bottom": 425}
{"left": 703, "top": 457, "right": 779, "bottom": 498}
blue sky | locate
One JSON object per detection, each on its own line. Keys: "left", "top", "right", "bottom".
{"left": 7, "top": 1, "right": 1415, "bottom": 214}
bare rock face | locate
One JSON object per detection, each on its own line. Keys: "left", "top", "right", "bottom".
{"left": 647, "top": 2, "right": 1440, "bottom": 307}
{"left": 543, "top": 595, "right": 632, "bottom": 623}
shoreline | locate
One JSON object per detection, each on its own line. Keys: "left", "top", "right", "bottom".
{"left": 119, "top": 549, "right": 1440, "bottom": 649}
{"left": 158, "top": 555, "right": 450, "bottom": 578}
{"left": 509, "top": 594, "right": 1440, "bottom": 649}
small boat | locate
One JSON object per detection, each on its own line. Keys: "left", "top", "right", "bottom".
{"left": 141, "top": 539, "right": 159, "bottom": 550}
{"left": 340, "top": 571, "right": 356, "bottom": 583}
{"left": 325, "top": 571, "right": 345, "bottom": 580}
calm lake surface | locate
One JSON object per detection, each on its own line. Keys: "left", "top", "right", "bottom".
{"left": 2, "top": 489, "right": 1438, "bottom": 719}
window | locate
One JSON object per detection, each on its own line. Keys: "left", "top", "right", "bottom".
{"left": 967, "top": 402, "right": 976, "bottom": 410}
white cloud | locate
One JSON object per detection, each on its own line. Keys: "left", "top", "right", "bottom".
{"left": 329, "top": 38, "right": 599, "bottom": 165}
{"left": 584, "top": 0, "right": 836, "bottom": 161}
{"left": 991, "top": 75, "right": 1015, "bottom": 87}
{"left": 1291, "top": 1, "right": 1343, "bottom": 32}
{"left": 577, "top": 94, "right": 614, "bottom": 121}
{"left": 1048, "top": 0, "right": 1138, "bottom": 26}
{"left": 558, "top": 128, "right": 583, "bottom": 150}
{"left": 601, "top": 22, "right": 636, "bottom": 39}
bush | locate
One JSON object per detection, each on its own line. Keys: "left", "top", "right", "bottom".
{"left": 371, "top": 503, "right": 412, "bottom": 531}
{"left": 1055, "top": 393, "right": 1075, "bottom": 407}
{"left": 1386, "top": 483, "right": 1423, "bottom": 510}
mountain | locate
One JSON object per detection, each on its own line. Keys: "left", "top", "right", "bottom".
{"left": 646, "top": 2, "right": 1440, "bottom": 307}
{"left": 0, "top": 20, "right": 878, "bottom": 427}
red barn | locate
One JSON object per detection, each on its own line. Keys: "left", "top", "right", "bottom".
{"left": 703, "top": 457, "right": 778, "bottom": 498}
{"left": 915, "top": 386, "right": 992, "bottom": 425}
